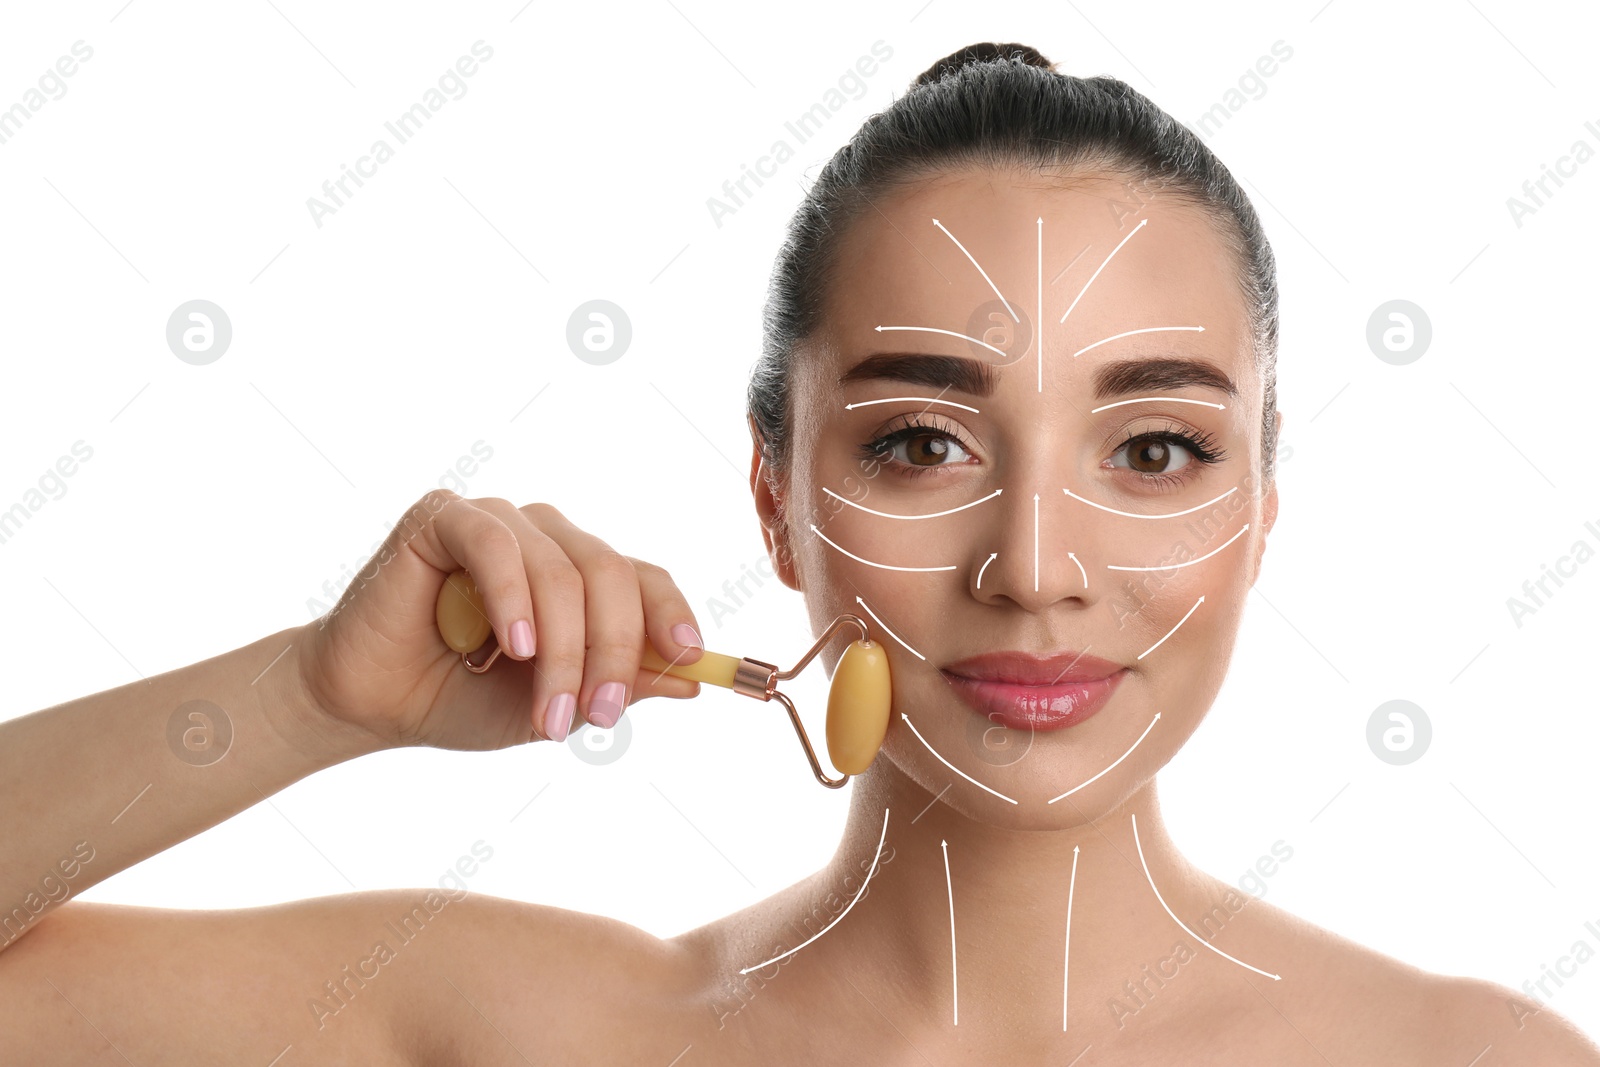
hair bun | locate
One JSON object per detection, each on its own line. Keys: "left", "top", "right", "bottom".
{"left": 912, "top": 42, "right": 1058, "bottom": 89}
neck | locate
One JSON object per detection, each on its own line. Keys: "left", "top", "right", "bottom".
{"left": 789, "top": 764, "right": 1256, "bottom": 1044}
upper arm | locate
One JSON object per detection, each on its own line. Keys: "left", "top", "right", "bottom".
{"left": 1430, "top": 977, "right": 1600, "bottom": 1065}
{"left": 0, "top": 889, "right": 455, "bottom": 1066}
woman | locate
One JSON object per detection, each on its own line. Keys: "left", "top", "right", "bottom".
{"left": 3, "top": 42, "right": 1595, "bottom": 1064}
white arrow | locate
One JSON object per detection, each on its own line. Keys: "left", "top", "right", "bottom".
{"left": 1063, "top": 844, "right": 1079, "bottom": 1032}
{"left": 943, "top": 837, "right": 958, "bottom": 1026}
{"left": 1047, "top": 713, "right": 1161, "bottom": 804}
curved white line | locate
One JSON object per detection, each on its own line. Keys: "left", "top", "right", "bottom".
{"left": 902, "top": 713, "right": 1018, "bottom": 804}
{"left": 1131, "top": 812, "right": 1281, "bottom": 981}
{"left": 845, "top": 396, "right": 981, "bottom": 414}
{"left": 1059, "top": 219, "right": 1146, "bottom": 325}
{"left": 876, "top": 325, "right": 1007, "bottom": 360}
{"left": 976, "top": 552, "right": 997, "bottom": 589}
{"left": 822, "top": 487, "right": 1002, "bottom": 520}
{"left": 933, "top": 218, "right": 1019, "bottom": 322}
{"left": 1063, "top": 485, "right": 1239, "bottom": 520}
{"left": 1072, "top": 325, "right": 1204, "bottom": 359}
{"left": 1090, "top": 395, "right": 1226, "bottom": 414}
{"left": 1046, "top": 713, "right": 1160, "bottom": 804}
{"left": 1105, "top": 524, "right": 1249, "bottom": 571}
{"left": 855, "top": 596, "right": 925, "bottom": 660}
{"left": 810, "top": 524, "right": 958, "bottom": 572}
{"left": 739, "top": 807, "right": 891, "bottom": 974}
{"left": 1137, "top": 596, "right": 1204, "bottom": 661}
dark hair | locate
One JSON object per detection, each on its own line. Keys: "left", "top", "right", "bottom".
{"left": 748, "top": 41, "right": 1280, "bottom": 503}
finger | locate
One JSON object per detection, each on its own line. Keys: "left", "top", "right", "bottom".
{"left": 625, "top": 556, "right": 705, "bottom": 667}
{"left": 424, "top": 494, "right": 535, "bottom": 666}
{"left": 525, "top": 507, "right": 645, "bottom": 732}
{"left": 473, "top": 500, "right": 588, "bottom": 743}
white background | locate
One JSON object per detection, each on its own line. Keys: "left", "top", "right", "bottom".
{"left": 2, "top": 0, "right": 1597, "bottom": 1038}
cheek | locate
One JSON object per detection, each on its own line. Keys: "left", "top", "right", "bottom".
{"left": 1107, "top": 492, "right": 1254, "bottom": 652}
{"left": 800, "top": 489, "right": 967, "bottom": 666}
{"left": 1104, "top": 495, "right": 1256, "bottom": 660}
{"left": 813, "top": 500, "right": 929, "bottom": 598}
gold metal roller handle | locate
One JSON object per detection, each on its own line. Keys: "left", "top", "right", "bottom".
{"left": 434, "top": 568, "right": 892, "bottom": 787}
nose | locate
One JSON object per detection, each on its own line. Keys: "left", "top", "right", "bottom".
{"left": 974, "top": 480, "right": 1097, "bottom": 614}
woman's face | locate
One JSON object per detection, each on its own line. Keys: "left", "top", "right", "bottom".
{"left": 754, "top": 165, "right": 1279, "bottom": 827}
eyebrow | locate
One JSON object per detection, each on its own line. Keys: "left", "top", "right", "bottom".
{"left": 837, "top": 352, "right": 1238, "bottom": 401}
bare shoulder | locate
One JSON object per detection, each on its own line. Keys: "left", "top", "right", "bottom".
{"left": 1420, "top": 974, "right": 1600, "bottom": 1065}
{"left": 1, "top": 887, "right": 708, "bottom": 1067}
{"left": 1220, "top": 893, "right": 1600, "bottom": 1064}
{"left": 402, "top": 889, "right": 712, "bottom": 1065}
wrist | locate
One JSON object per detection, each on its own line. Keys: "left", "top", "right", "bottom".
{"left": 254, "top": 624, "right": 387, "bottom": 767}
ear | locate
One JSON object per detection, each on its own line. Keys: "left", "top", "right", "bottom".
{"left": 1251, "top": 409, "right": 1283, "bottom": 584}
{"left": 750, "top": 415, "right": 802, "bottom": 592}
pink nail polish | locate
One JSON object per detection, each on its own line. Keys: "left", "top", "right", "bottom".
{"left": 544, "top": 693, "right": 575, "bottom": 742}
{"left": 589, "top": 681, "right": 626, "bottom": 728}
{"left": 671, "top": 623, "right": 703, "bottom": 649}
{"left": 510, "top": 619, "right": 535, "bottom": 658}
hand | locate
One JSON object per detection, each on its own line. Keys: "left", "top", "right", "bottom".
{"left": 287, "top": 490, "right": 705, "bottom": 755}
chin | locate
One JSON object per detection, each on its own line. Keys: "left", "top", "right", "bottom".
{"left": 873, "top": 689, "right": 1167, "bottom": 829}
{"left": 882, "top": 747, "right": 1155, "bottom": 830}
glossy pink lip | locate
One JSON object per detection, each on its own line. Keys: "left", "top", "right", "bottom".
{"left": 940, "top": 650, "right": 1128, "bottom": 731}
{"left": 942, "top": 649, "right": 1124, "bottom": 685}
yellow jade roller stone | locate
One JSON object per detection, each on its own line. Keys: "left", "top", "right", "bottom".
{"left": 437, "top": 570, "right": 494, "bottom": 654}
{"left": 824, "top": 638, "right": 891, "bottom": 775}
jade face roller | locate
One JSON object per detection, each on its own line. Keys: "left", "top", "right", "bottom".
{"left": 434, "top": 569, "right": 892, "bottom": 788}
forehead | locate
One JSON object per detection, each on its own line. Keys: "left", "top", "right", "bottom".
{"left": 819, "top": 166, "right": 1253, "bottom": 380}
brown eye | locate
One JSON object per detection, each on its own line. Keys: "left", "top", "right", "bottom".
{"left": 1113, "top": 433, "right": 1195, "bottom": 476}
{"left": 867, "top": 428, "right": 973, "bottom": 473}
{"left": 857, "top": 416, "right": 978, "bottom": 478}
{"left": 904, "top": 433, "right": 952, "bottom": 467}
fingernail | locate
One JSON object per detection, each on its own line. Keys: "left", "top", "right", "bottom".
{"left": 544, "top": 692, "right": 575, "bottom": 742}
{"left": 589, "top": 681, "right": 626, "bottom": 729}
{"left": 671, "top": 623, "right": 703, "bottom": 650}
{"left": 510, "top": 619, "right": 536, "bottom": 658}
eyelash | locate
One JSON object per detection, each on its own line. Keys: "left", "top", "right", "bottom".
{"left": 854, "top": 415, "right": 1228, "bottom": 490}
